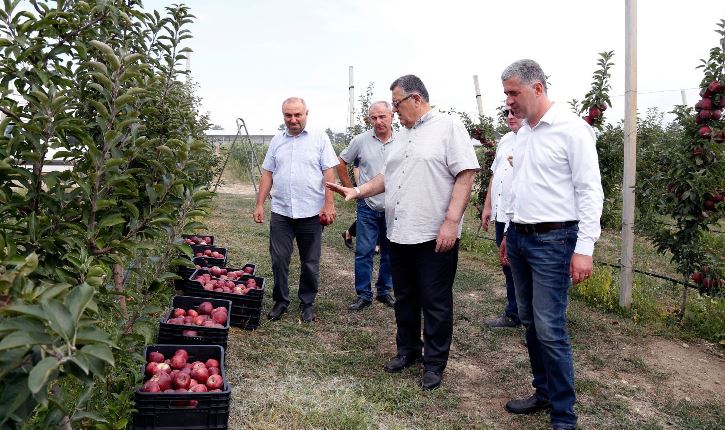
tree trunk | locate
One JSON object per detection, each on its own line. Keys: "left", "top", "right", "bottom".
{"left": 114, "top": 263, "right": 127, "bottom": 318}
{"left": 678, "top": 275, "right": 689, "bottom": 322}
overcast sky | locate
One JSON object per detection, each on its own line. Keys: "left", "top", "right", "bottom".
{"left": 146, "top": 0, "right": 725, "bottom": 134}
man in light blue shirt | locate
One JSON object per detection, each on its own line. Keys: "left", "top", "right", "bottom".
{"left": 336, "top": 101, "right": 396, "bottom": 311}
{"left": 253, "top": 97, "right": 339, "bottom": 323}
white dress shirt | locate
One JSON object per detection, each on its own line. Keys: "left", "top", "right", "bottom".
{"left": 261, "top": 128, "right": 339, "bottom": 219}
{"left": 507, "top": 103, "right": 604, "bottom": 256}
{"left": 490, "top": 131, "right": 515, "bottom": 223}
{"left": 383, "top": 111, "right": 480, "bottom": 244}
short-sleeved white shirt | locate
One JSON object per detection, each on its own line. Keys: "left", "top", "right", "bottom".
{"left": 383, "top": 111, "right": 480, "bottom": 244}
{"left": 261, "top": 128, "right": 339, "bottom": 219}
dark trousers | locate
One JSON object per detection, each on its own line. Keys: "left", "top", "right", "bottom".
{"left": 495, "top": 221, "right": 519, "bottom": 323}
{"left": 389, "top": 239, "right": 459, "bottom": 373}
{"left": 269, "top": 212, "right": 322, "bottom": 309}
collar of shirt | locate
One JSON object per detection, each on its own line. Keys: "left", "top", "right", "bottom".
{"left": 522, "top": 102, "right": 559, "bottom": 131}
{"left": 283, "top": 129, "right": 308, "bottom": 138}
{"left": 373, "top": 129, "right": 395, "bottom": 145}
{"left": 411, "top": 110, "right": 436, "bottom": 129}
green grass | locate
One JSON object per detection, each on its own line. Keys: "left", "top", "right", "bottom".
{"left": 201, "top": 184, "right": 724, "bottom": 430}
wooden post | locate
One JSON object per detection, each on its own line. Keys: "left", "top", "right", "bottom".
{"left": 620, "top": 0, "right": 637, "bottom": 308}
{"left": 348, "top": 66, "right": 355, "bottom": 129}
{"left": 473, "top": 75, "right": 484, "bottom": 118}
{"left": 680, "top": 89, "right": 688, "bottom": 106}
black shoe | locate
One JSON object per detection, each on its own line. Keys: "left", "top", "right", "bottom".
{"left": 341, "top": 232, "right": 353, "bottom": 249}
{"left": 267, "top": 302, "right": 287, "bottom": 321}
{"left": 485, "top": 314, "right": 521, "bottom": 328}
{"left": 375, "top": 294, "right": 395, "bottom": 308}
{"left": 383, "top": 353, "right": 422, "bottom": 373}
{"left": 300, "top": 306, "right": 314, "bottom": 323}
{"left": 505, "top": 393, "right": 552, "bottom": 415}
{"left": 421, "top": 370, "right": 442, "bottom": 390}
{"left": 348, "top": 298, "right": 371, "bottom": 311}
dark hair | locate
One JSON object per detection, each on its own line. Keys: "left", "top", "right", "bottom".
{"left": 501, "top": 59, "right": 548, "bottom": 93}
{"left": 389, "top": 75, "right": 429, "bottom": 102}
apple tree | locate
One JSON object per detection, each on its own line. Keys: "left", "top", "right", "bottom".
{"left": 0, "top": 1, "right": 216, "bottom": 427}
{"left": 638, "top": 20, "right": 725, "bottom": 317}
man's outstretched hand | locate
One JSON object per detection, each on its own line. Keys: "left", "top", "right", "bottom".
{"left": 325, "top": 182, "right": 358, "bottom": 201}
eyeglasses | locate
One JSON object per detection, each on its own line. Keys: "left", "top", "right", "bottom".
{"left": 503, "top": 109, "right": 512, "bottom": 117}
{"left": 392, "top": 94, "right": 414, "bottom": 109}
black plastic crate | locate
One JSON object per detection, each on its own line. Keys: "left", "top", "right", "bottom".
{"left": 181, "top": 234, "right": 215, "bottom": 246}
{"left": 157, "top": 296, "right": 231, "bottom": 350}
{"left": 184, "top": 269, "right": 265, "bottom": 330}
{"left": 189, "top": 246, "right": 227, "bottom": 267}
{"left": 134, "top": 344, "right": 230, "bottom": 429}
{"left": 173, "top": 258, "right": 208, "bottom": 290}
{"left": 185, "top": 268, "right": 265, "bottom": 295}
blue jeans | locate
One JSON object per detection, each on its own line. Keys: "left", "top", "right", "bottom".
{"left": 354, "top": 200, "right": 393, "bottom": 301}
{"left": 506, "top": 224, "right": 578, "bottom": 428}
{"left": 496, "top": 221, "right": 519, "bottom": 323}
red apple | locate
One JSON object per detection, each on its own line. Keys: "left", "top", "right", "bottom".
{"left": 190, "top": 383, "right": 208, "bottom": 392}
{"left": 243, "top": 266, "right": 254, "bottom": 274}
{"left": 698, "top": 126, "right": 712, "bottom": 138}
{"left": 174, "top": 349, "right": 189, "bottom": 361}
{"left": 589, "top": 106, "right": 601, "bottom": 119}
{"left": 182, "top": 330, "right": 198, "bottom": 336}
{"left": 143, "top": 380, "right": 161, "bottom": 393}
{"left": 707, "top": 81, "right": 722, "bottom": 94}
{"left": 145, "top": 362, "right": 159, "bottom": 376}
{"left": 191, "top": 366, "right": 210, "bottom": 384}
{"left": 206, "top": 374, "right": 223, "bottom": 390}
{"left": 208, "top": 367, "right": 220, "bottom": 376}
{"left": 171, "top": 354, "right": 187, "bottom": 370}
{"left": 172, "top": 308, "right": 186, "bottom": 318}
{"left": 150, "top": 372, "right": 172, "bottom": 391}
{"left": 205, "top": 359, "right": 219, "bottom": 368}
{"left": 173, "top": 372, "right": 191, "bottom": 390}
{"left": 148, "top": 351, "right": 164, "bottom": 363}
{"left": 212, "top": 311, "right": 228, "bottom": 324}
{"left": 691, "top": 272, "right": 704, "bottom": 284}
{"left": 155, "top": 363, "right": 171, "bottom": 374}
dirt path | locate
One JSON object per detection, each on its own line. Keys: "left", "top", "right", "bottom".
{"left": 216, "top": 177, "right": 725, "bottom": 429}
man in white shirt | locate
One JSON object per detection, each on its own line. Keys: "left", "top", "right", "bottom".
{"left": 499, "top": 60, "right": 603, "bottom": 430}
{"left": 336, "top": 102, "right": 396, "bottom": 311}
{"left": 480, "top": 109, "right": 523, "bottom": 328}
{"left": 327, "top": 75, "right": 480, "bottom": 391}
{"left": 253, "top": 97, "right": 339, "bottom": 323}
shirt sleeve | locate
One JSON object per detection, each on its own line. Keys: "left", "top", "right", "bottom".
{"left": 568, "top": 124, "right": 604, "bottom": 256}
{"left": 319, "top": 133, "right": 339, "bottom": 170}
{"left": 339, "top": 135, "right": 361, "bottom": 164}
{"left": 261, "top": 135, "right": 279, "bottom": 172}
{"left": 446, "top": 117, "right": 481, "bottom": 177}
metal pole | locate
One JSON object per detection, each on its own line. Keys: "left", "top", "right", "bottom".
{"left": 620, "top": 0, "right": 637, "bottom": 308}
{"left": 348, "top": 66, "right": 355, "bottom": 129}
{"left": 680, "top": 90, "right": 687, "bottom": 106}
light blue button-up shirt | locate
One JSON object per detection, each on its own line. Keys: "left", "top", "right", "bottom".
{"left": 262, "top": 128, "right": 339, "bottom": 219}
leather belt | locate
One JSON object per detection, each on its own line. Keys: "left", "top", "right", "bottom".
{"left": 512, "top": 221, "right": 578, "bottom": 235}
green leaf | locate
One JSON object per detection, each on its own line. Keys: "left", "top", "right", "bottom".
{"left": 98, "top": 213, "right": 126, "bottom": 229}
{"left": 4, "top": 303, "right": 46, "bottom": 320}
{"left": 0, "top": 331, "right": 52, "bottom": 350}
{"left": 76, "top": 326, "right": 114, "bottom": 345}
{"left": 41, "top": 300, "right": 75, "bottom": 342}
{"left": 89, "top": 40, "right": 120, "bottom": 71}
{"left": 64, "top": 283, "right": 94, "bottom": 322}
{"left": 81, "top": 344, "right": 114, "bottom": 366}
{"left": 28, "top": 356, "right": 59, "bottom": 394}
